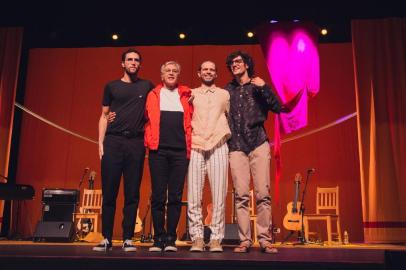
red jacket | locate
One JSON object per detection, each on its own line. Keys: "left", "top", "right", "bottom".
{"left": 144, "top": 84, "right": 193, "bottom": 158}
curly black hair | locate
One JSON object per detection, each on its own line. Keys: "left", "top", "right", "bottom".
{"left": 226, "top": 50, "right": 254, "bottom": 77}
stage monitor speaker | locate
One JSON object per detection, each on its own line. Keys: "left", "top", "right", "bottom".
{"left": 42, "top": 188, "right": 79, "bottom": 204}
{"left": 33, "top": 221, "right": 75, "bottom": 242}
{"left": 41, "top": 188, "right": 78, "bottom": 222}
{"left": 223, "top": 223, "right": 239, "bottom": 244}
{"left": 42, "top": 203, "right": 76, "bottom": 222}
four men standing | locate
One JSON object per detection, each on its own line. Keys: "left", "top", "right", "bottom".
{"left": 96, "top": 49, "right": 281, "bottom": 253}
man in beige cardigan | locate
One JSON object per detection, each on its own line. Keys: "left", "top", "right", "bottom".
{"left": 187, "top": 61, "right": 231, "bottom": 252}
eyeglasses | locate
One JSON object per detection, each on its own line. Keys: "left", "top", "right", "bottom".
{"left": 229, "top": 58, "right": 244, "bottom": 65}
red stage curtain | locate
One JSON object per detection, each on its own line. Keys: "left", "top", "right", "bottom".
{"left": 0, "top": 27, "right": 23, "bottom": 229}
{"left": 352, "top": 18, "right": 406, "bottom": 243}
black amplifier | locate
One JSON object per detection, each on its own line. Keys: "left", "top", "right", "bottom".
{"left": 42, "top": 188, "right": 79, "bottom": 204}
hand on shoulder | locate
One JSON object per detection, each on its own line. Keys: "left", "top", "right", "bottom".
{"left": 250, "top": 77, "right": 265, "bottom": 87}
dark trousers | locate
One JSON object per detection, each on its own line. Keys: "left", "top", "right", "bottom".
{"left": 149, "top": 147, "right": 188, "bottom": 243}
{"left": 101, "top": 135, "right": 145, "bottom": 240}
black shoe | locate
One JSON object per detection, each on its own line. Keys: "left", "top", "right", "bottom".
{"left": 93, "top": 238, "right": 112, "bottom": 251}
{"left": 164, "top": 241, "right": 177, "bottom": 252}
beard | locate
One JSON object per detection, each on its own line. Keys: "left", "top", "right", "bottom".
{"left": 125, "top": 67, "right": 139, "bottom": 82}
{"left": 202, "top": 77, "right": 215, "bottom": 87}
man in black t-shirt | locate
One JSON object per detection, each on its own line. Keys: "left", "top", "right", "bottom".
{"left": 93, "top": 48, "right": 154, "bottom": 252}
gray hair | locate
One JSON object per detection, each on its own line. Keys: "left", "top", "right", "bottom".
{"left": 160, "top": 61, "right": 181, "bottom": 74}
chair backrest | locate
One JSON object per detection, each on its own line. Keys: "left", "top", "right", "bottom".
{"left": 81, "top": 189, "right": 102, "bottom": 212}
{"left": 316, "top": 186, "right": 339, "bottom": 215}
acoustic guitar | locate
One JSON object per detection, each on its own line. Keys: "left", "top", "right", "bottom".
{"left": 283, "top": 173, "right": 303, "bottom": 231}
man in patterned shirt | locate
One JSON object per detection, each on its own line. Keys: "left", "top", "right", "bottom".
{"left": 225, "top": 51, "right": 281, "bottom": 254}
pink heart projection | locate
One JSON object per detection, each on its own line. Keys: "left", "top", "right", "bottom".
{"left": 258, "top": 22, "right": 320, "bottom": 134}
{"left": 257, "top": 22, "right": 320, "bottom": 202}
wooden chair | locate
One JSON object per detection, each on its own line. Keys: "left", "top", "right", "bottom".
{"left": 303, "top": 186, "right": 342, "bottom": 245}
{"left": 74, "top": 189, "right": 102, "bottom": 233}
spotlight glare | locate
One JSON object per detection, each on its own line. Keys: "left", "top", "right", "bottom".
{"left": 247, "top": 31, "right": 254, "bottom": 38}
{"left": 112, "top": 34, "right": 119, "bottom": 40}
{"left": 320, "top": 28, "right": 328, "bottom": 36}
{"left": 179, "top": 33, "right": 186, "bottom": 39}
{"left": 270, "top": 20, "right": 278, "bottom": 24}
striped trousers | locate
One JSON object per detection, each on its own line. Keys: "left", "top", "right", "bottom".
{"left": 187, "top": 141, "right": 228, "bottom": 242}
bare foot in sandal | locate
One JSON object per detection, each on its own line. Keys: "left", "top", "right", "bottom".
{"left": 261, "top": 242, "right": 278, "bottom": 254}
{"left": 233, "top": 242, "right": 251, "bottom": 253}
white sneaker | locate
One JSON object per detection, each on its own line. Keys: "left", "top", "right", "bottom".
{"left": 149, "top": 241, "right": 163, "bottom": 252}
{"left": 122, "top": 239, "right": 137, "bottom": 252}
{"left": 209, "top": 239, "right": 223, "bottom": 252}
{"left": 93, "top": 238, "right": 112, "bottom": 252}
{"left": 190, "top": 238, "right": 205, "bottom": 252}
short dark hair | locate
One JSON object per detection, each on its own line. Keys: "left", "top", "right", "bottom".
{"left": 121, "top": 48, "right": 142, "bottom": 62}
{"left": 226, "top": 50, "right": 254, "bottom": 77}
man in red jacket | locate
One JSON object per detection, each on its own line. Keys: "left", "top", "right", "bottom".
{"left": 144, "top": 61, "right": 193, "bottom": 252}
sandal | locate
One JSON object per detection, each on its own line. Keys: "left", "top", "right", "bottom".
{"left": 233, "top": 243, "right": 250, "bottom": 253}
{"left": 261, "top": 242, "right": 278, "bottom": 254}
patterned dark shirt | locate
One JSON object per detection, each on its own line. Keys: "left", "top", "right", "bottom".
{"left": 225, "top": 80, "right": 281, "bottom": 154}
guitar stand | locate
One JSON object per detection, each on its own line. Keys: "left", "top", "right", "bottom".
{"left": 282, "top": 230, "right": 305, "bottom": 244}
{"left": 285, "top": 169, "right": 318, "bottom": 245}
{"left": 282, "top": 169, "right": 317, "bottom": 245}
{"left": 281, "top": 205, "right": 308, "bottom": 245}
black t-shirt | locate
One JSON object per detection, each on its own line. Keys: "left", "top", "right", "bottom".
{"left": 102, "top": 78, "right": 154, "bottom": 134}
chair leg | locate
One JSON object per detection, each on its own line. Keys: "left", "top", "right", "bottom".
{"left": 336, "top": 218, "right": 342, "bottom": 244}
{"left": 303, "top": 217, "right": 309, "bottom": 241}
{"left": 326, "top": 216, "right": 332, "bottom": 245}
{"left": 251, "top": 218, "right": 258, "bottom": 244}
{"left": 94, "top": 217, "right": 98, "bottom": 233}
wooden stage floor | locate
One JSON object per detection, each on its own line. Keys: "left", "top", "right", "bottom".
{"left": 1, "top": 240, "right": 405, "bottom": 270}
